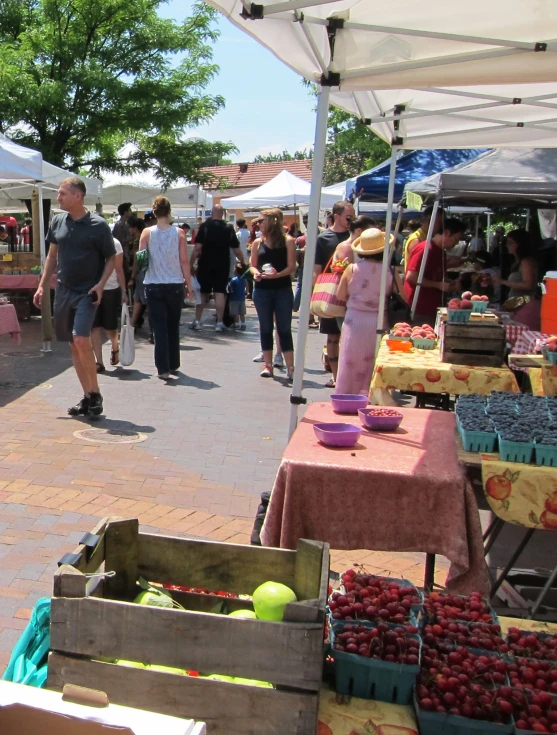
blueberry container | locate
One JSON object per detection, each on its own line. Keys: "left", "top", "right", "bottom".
{"left": 448, "top": 309, "right": 472, "bottom": 323}
{"left": 497, "top": 436, "right": 534, "bottom": 464}
{"left": 412, "top": 337, "right": 437, "bottom": 350}
{"left": 459, "top": 426, "right": 498, "bottom": 453}
{"left": 472, "top": 301, "right": 488, "bottom": 313}
{"left": 535, "top": 442, "right": 557, "bottom": 467}
{"left": 548, "top": 351, "right": 557, "bottom": 365}
{"left": 330, "top": 624, "right": 421, "bottom": 704}
{"left": 414, "top": 693, "right": 513, "bottom": 735}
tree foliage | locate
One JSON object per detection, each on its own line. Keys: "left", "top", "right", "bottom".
{"left": 322, "top": 108, "right": 391, "bottom": 186}
{"left": 253, "top": 149, "right": 312, "bottom": 163}
{"left": 0, "top": 0, "right": 237, "bottom": 186}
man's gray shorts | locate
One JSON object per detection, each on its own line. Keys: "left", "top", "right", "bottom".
{"left": 54, "top": 282, "right": 98, "bottom": 342}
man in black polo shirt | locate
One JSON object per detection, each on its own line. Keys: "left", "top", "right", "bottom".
{"left": 313, "top": 199, "right": 355, "bottom": 388}
{"left": 34, "top": 178, "right": 116, "bottom": 417}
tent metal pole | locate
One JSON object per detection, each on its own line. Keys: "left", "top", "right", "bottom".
{"left": 486, "top": 212, "right": 492, "bottom": 248}
{"left": 475, "top": 215, "right": 479, "bottom": 240}
{"left": 288, "top": 85, "right": 330, "bottom": 440}
{"left": 525, "top": 209, "right": 531, "bottom": 231}
{"left": 411, "top": 200, "right": 440, "bottom": 320}
{"left": 375, "top": 147, "right": 398, "bottom": 356}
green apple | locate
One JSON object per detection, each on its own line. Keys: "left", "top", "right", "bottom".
{"left": 233, "top": 677, "right": 273, "bottom": 688}
{"left": 134, "top": 590, "right": 174, "bottom": 608}
{"left": 228, "top": 609, "right": 257, "bottom": 619}
{"left": 146, "top": 664, "right": 187, "bottom": 675}
{"left": 252, "top": 581, "right": 297, "bottom": 622}
{"left": 115, "top": 659, "right": 146, "bottom": 669}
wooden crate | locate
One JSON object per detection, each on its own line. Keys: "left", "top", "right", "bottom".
{"left": 47, "top": 518, "right": 329, "bottom": 735}
{"left": 440, "top": 321, "right": 506, "bottom": 367}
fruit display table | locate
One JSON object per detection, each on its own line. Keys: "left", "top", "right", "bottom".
{"left": 0, "top": 274, "right": 56, "bottom": 290}
{"left": 370, "top": 337, "right": 520, "bottom": 404}
{"left": 0, "top": 304, "right": 20, "bottom": 344}
{"left": 261, "top": 402, "right": 490, "bottom": 595}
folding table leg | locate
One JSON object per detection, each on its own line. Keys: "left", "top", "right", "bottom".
{"left": 484, "top": 517, "right": 505, "bottom": 555}
{"left": 529, "top": 564, "right": 557, "bottom": 619}
{"left": 490, "top": 528, "right": 536, "bottom": 600}
{"left": 424, "top": 553, "right": 436, "bottom": 591}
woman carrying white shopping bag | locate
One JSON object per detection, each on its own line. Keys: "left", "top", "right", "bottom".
{"left": 119, "top": 304, "right": 135, "bottom": 367}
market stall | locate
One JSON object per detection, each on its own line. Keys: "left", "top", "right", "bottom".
{"left": 261, "top": 402, "right": 490, "bottom": 595}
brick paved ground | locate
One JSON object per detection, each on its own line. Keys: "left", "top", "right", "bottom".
{"left": 0, "top": 302, "right": 553, "bottom": 672}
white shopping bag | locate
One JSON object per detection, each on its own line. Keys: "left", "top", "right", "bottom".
{"left": 119, "top": 304, "right": 135, "bottom": 366}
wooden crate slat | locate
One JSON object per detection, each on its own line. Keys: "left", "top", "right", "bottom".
{"left": 137, "top": 532, "right": 298, "bottom": 595}
{"left": 47, "top": 654, "right": 318, "bottom": 735}
{"left": 50, "top": 597, "right": 323, "bottom": 691}
{"left": 444, "top": 337, "right": 505, "bottom": 351}
{"left": 442, "top": 321, "right": 505, "bottom": 367}
{"left": 443, "top": 352, "right": 504, "bottom": 367}
{"left": 104, "top": 518, "right": 139, "bottom": 601}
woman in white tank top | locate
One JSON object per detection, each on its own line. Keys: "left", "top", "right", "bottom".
{"left": 139, "top": 196, "right": 193, "bottom": 379}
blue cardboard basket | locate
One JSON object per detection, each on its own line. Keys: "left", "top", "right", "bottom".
{"left": 535, "top": 442, "right": 557, "bottom": 467}
{"left": 447, "top": 309, "right": 472, "bottom": 323}
{"left": 388, "top": 334, "right": 412, "bottom": 341}
{"left": 412, "top": 337, "right": 437, "bottom": 350}
{"left": 459, "top": 426, "right": 497, "bottom": 453}
{"left": 472, "top": 301, "right": 488, "bottom": 313}
{"left": 498, "top": 436, "right": 534, "bottom": 464}
{"left": 330, "top": 625, "right": 421, "bottom": 704}
{"left": 548, "top": 351, "right": 557, "bottom": 365}
{"left": 414, "top": 694, "right": 513, "bottom": 735}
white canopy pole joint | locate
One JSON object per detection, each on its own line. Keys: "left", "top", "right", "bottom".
{"left": 288, "top": 85, "right": 331, "bottom": 440}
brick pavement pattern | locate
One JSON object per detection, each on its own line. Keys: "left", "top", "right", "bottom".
{"left": 2, "top": 304, "right": 550, "bottom": 672}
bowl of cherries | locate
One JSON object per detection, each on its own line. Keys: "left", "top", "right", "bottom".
{"left": 359, "top": 407, "right": 403, "bottom": 432}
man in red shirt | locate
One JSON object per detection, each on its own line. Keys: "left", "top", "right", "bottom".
{"left": 404, "top": 217, "right": 465, "bottom": 323}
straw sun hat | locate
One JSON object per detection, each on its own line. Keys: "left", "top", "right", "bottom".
{"left": 351, "top": 228, "right": 394, "bottom": 256}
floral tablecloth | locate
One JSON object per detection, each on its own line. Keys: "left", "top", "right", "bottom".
{"left": 370, "top": 338, "right": 519, "bottom": 396}
{"left": 262, "top": 403, "right": 489, "bottom": 594}
{"left": 528, "top": 365, "right": 557, "bottom": 396}
{"left": 318, "top": 687, "right": 418, "bottom": 735}
{"left": 0, "top": 304, "right": 20, "bottom": 344}
{"left": 481, "top": 456, "right": 557, "bottom": 529}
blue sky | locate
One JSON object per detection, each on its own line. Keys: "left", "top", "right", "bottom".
{"left": 159, "top": 0, "right": 317, "bottom": 161}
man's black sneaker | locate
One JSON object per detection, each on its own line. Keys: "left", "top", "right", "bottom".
{"left": 88, "top": 392, "right": 103, "bottom": 416}
{"left": 68, "top": 395, "right": 90, "bottom": 416}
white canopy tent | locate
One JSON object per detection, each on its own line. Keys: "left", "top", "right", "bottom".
{"left": 220, "top": 169, "right": 344, "bottom": 209}
{"left": 206, "top": 0, "right": 557, "bottom": 436}
{"left": 0, "top": 160, "right": 101, "bottom": 208}
{"left": 101, "top": 183, "right": 212, "bottom": 214}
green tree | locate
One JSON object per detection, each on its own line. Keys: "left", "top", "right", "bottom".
{"left": 253, "top": 149, "right": 312, "bottom": 163}
{"left": 322, "top": 108, "right": 390, "bottom": 186}
{"left": 0, "top": 0, "right": 237, "bottom": 186}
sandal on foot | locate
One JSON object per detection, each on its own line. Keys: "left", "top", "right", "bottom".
{"left": 96, "top": 362, "right": 105, "bottom": 373}
{"left": 110, "top": 349, "right": 119, "bottom": 366}
{"left": 325, "top": 377, "right": 336, "bottom": 388}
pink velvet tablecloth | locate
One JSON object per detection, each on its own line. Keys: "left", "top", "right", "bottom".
{"left": 0, "top": 304, "right": 21, "bottom": 344}
{"left": 0, "top": 274, "right": 57, "bottom": 290}
{"left": 261, "top": 403, "right": 490, "bottom": 594}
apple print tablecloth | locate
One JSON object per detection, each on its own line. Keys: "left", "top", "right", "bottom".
{"left": 370, "top": 338, "right": 519, "bottom": 397}
{"left": 262, "top": 403, "right": 490, "bottom": 595}
{"left": 481, "top": 456, "right": 557, "bottom": 529}
{"left": 528, "top": 365, "right": 557, "bottom": 396}
{"left": 318, "top": 686, "right": 418, "bottom": 735}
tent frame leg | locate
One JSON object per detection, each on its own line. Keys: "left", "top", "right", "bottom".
{"left": 375, "top": 147, "right": 398, "bottom": 356}
{"left": 411, "top": 200, "right": 440, "bottom": 320}
{"left": 288, "top": 85, "right": 331, "bottom": 439}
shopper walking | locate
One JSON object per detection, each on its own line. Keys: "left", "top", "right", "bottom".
{"left": 139, "top": 196, "right": 193, "bottom": 379}
{"left": 250, "top": 208, "right": 296, "bottom": 380}
{"left": 92, "top": 237, "right": 128, "bottom": 372}
{"left": 33, "top": 177, "right": 116, "bottom": 417}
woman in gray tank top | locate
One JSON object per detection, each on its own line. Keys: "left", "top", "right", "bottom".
{"left": 139, "top": 196, "right": 193, "bottom": 378}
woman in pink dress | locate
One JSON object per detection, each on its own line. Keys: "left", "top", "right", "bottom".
{"left": 335, "top": 228, "right": 393, "bottom": 396}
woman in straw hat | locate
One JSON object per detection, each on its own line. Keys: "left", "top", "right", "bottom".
{"left": 335, "top": 228, "right": 393, "bottom": 395}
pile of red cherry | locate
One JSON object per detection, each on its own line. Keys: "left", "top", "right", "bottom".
{"left": 507, "top": 627, "right": 557, "bottom": 661}
{"left": 332, "top": 622, "right": 420, "bottom": 664}
{"left": 424, "top": 591, "right": 495, "bottom": 623}
{"left": 421, "top": 619, "right": 509, "bottom": 654}
{"left": 328, "top": 567, "right": 422, "bottom": 624}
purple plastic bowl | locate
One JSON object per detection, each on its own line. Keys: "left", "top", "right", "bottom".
{"left": 313, "top": 422, "right": 361, "bottom": 447}
{"left": 358, "top": 408, "right": 403, "bottom": 432}
{"left": 330, "top": 393, "right": 370, "bottom": 414}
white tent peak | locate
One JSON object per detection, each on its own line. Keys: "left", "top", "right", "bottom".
{"left": 220, "top": 169, "right": 342, "bottom": 208}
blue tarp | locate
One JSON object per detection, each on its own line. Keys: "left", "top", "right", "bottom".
{"left": 353, "top": 149, "right": 486, "bottom": 202}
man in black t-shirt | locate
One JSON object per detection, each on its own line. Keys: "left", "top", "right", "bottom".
{"left": 189, "top": 205, "right": 246, "bottom": 332}
{"left": 313, "top": 200, "right": 355, "bottom": 387}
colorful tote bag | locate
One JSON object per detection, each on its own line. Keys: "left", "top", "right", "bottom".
{"left": 310, "top": 255, "right": 347, "bottom": 318}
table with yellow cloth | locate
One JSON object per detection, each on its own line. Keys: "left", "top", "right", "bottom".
{"left": 317, "top": 617, "right": 557, "bottom": 733}
{"left": 481, "top": 455, "right": 557, "bottom": 530}
{"left": 528, "top": 364, "right": 557, "bottom": 396}
{"left": 370, "top": 338, "right": 520, "bottom": 404}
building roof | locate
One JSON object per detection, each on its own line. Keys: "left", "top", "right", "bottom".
{"left": 202, "top": 160, "right": 312, "bottom": 190}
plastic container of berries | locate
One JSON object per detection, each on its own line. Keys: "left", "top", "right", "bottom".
{"left": 459, "top": 425, "right": 498, "bottom": 453}
{"left": 414, "top": 693, "right": 514, "bottom": 735}
{"left": 534, "top": 441, "right": 557, "bottom": 467}
{"left": 330, "top": 623, "right": 421, "bottom": 704}
{"left": 472, "top": 300, "right": 489, "bottom": 313}
{"left": 412, "top": 336, "right": 437, "bottom": 350}
{"left": 447, "top": 309, "right": 472, "bottom": 323}
{"left": 497, "top": 435, "right": 534, "bottom": 464}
